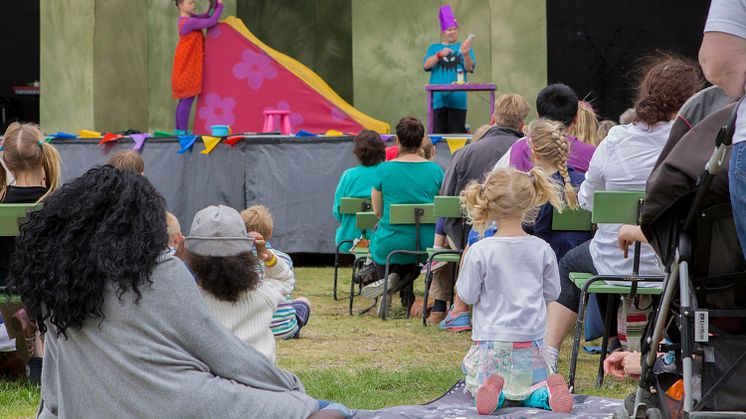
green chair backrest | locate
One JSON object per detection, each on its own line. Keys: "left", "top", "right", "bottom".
{"left": 0, "top": 203, "right": 41, "bottom": 237}
{"left": 340, "top": 197, "right": 372, "bottom": 215}
{"left": 356, "top": 211, "right": 378, "bottom": 229}
{"left": 390, "top": 203, "right": 436, "bottom": 225}
{"left": 552, "top": 207, "right": 592, "bottom": 231}
{"left": 433, "top": 196, "right": 462, "bottom": 218}
{"left": 591, "top": 191, "right": 645, "bottom": 225}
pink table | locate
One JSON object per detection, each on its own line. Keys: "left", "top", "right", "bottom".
{"left": 426, "top": 83, "right": 497, "bottom": 133}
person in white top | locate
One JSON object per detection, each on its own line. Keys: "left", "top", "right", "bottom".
{"left": 543, "top": 55, "right": 705, "bottom": 371}
{"left": 699, "top": 0, "right": 746, "bottom": 257}
{"left": 457, "top": 167, "right": 573, "bottom": 415}
{"left": 184, "top": 205, "right": 295, "bottom": 364}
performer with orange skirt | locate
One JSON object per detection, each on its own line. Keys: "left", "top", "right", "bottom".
{"left": 172, "top": 0, "right": 224, "bottom": 132}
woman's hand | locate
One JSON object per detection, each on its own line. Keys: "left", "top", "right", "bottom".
{"left": 617, "top": 225, "right": 645, "bottom": 257}
{"left": 603, "top": 351, "right": 642, "bottom": 380}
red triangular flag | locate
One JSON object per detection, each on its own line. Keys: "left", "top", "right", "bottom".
{"left": 224, "top": 135, "right": 244, "bottom": 145}
{"left": 99, "top": 132, "right": 123, "bottom": 145}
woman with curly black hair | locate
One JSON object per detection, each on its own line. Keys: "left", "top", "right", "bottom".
{"left": 7, "top": 166, "right": 325, "bottom": 418}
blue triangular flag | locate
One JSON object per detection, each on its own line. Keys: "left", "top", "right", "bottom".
{"left": 429, "top": 135, "right": 443, "bottom": 145}
{"left": 177, "top": 135, "right": 198, "bottom": 154}
{"left": 380, "top": 134, "right": 394, "bottom": 142}
{"left": 51, "top": 132, "right": 76, "bottom": 139}
{"left": 295, "top": 130, "right": 317, "bottom": 137}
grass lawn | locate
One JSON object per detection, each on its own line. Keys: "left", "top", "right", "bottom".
{"left": 0, "top": 266, "right": 635, "bottom": 417}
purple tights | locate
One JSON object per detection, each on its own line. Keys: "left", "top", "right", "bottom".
{"left": 175, "top": 96, "right": 195, "bottom": 132}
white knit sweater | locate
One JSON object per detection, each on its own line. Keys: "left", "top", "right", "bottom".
{"left": 201, "top": 255, "right": 295, "bottom": 363}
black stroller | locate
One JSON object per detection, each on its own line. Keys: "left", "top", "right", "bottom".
{"left": 631, "top": 98, "right": 746, "bottom": 418}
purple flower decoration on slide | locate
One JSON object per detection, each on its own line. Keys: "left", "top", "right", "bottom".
{"left": 233, "top": 49, "right": 278, "bottom": 89}
{"left": 264, "top": 101, "right": 304, "bottom": 128}
{"left": 198, "top": 93, "right": 236, "bottom": 130}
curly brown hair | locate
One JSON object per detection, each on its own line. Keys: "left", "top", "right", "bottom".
{"left": 633, "top": 54, "right": 704, "bottom": 126}
{"left": 353, "top": 130, "right": 386, "bottom": 166}
{"left": 187, "top": 252, "right": 260, "bottom": 303}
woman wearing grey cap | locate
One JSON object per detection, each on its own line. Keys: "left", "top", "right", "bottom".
{"left": 6, "top": 166, "right": 349, "bottom": 419}
{"left": 183, "top": 204, "right": 294, "bottom": 364}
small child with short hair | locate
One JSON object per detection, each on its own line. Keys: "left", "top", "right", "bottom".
{"left": 166, "top": 212, "right": 183, "bottom": 255}
{"left": 108, "top": 150, "right": 145, "bottom": 175}
{"left": 458, "top": 167, "right": 573, "bottom": 415}
{"left": 240, "top": 205, "right": 311, "bottom": 339}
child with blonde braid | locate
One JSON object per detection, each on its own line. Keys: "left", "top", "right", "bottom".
{"left": 526, "top": 118, "right": 592, "bottom": 260}
{"left": 458, "top": 167, "right": 573, "bottom": 415}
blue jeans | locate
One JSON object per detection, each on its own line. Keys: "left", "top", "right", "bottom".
{"left": 730, "top": 142, "right": 746, "bottom": 257}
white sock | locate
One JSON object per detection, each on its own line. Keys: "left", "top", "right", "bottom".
{"left": 545, "top": 346, "right": 560, "bottom": 374}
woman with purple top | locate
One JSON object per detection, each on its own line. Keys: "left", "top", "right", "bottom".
{"left": 494, "top": 84, "right": 596, "bottom": 173}
{"left": 172, "top": 0, "right": 224, "bottom": 133}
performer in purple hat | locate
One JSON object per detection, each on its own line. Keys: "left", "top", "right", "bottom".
{"left": 423, "top": 4, "right": 476, "bottom": 134}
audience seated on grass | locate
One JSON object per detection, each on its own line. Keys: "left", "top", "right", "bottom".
{"left": 6, "top": 166, "right": 354, "bottom": 418}
{"left": 107, "top": 149, "right": 145, "bottom": 175}
{"left": 428, "top": 93, "right": 530, "bottom": 325}
{"left": 333, "top": 130, "right": 386, "bottom": 253}
{"left": 456, "top": 167, "right": 573, "bottom": 415}
{"left": 0, "top": 122, "right": 61, "bottom": 383}
{"left": 184, "top": 205, "right": 293, "bottom": 363}
{"left": 360, "top": 117, "right": 443, "bottom": 312}
{"left": 441, "top": 119, "right": 591, "bottom": 332}
{"left": 494, "top": 83, "right": 596, "bottom": 173}
{"left": 241, "top": 204, "right": 311, "bottom": 339}
{"left": 544, "top": 54, "right": 705, "bottom": 372}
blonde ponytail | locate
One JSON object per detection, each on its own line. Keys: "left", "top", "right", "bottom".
{"left": 38, "top": 141, "right": 62, "bottom": 202}
{"left": 527, "top": 167, "right": 564, "bottom": 214}
{"left": 460, "top": 180, "right": 490, "bottom": 235}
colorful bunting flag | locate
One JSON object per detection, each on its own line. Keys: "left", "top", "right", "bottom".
{"left": 295, "top": 130, "right": 317, "bottom": 137}
{"left": 99, "top": 133, "right": 123, "bottom": 145}
{"left": 51, "top": 132, "right": 76, "bottom": 139}
{"left": 224, "top": 135, "right": 244, "bottom": 145}
{"left": 177, "top": 135, "right": 198, "bottom": 154}
{"left": 79, "top": 129, "right": 102, "bottom": 138}
{"left": 200, "top": 136, "right": 221, "bottom": 154}
{"left": 154, "top": 130, "right": 174, "bottom": 138}
{"left": 324, "top": 129, "right": 344, "bottom": 137}
{"left": 380, "top": 134, "right": 395, "bottom": 142}
{"left": 445, "top": 137, "right": 468, "bottom": 154}
{"left": 130, "top": 133, "right": 150, "bottom": 151}
{"left": 428, "top": 135, "right": 443, "bottom": 145}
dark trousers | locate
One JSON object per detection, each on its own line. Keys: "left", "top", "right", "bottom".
{"left": 556, "top": 239, "right": 619, "bottom": 334}
{"left": 433, "top": 108, "right": 467, "bottom": 134}
{"left": 374, "top": 262, "right": 419, "bottom": 309}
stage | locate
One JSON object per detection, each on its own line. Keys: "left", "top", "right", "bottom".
{"left": 52, "top": 136, "right": 452, "bottom": 254}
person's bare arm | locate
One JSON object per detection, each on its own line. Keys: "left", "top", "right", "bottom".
{"left": 371, "top": 188, "right": 383, "bottom": 219}
{"left": 700, "top": 31, "right": 746, "bottom": 98}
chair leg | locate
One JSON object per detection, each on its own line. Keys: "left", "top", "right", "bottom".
{"left": 333, "top": 249, "right": 340, "bottom": 301}
{"left": 597, "top": 294, "right": 615, "bottom": 387}
{"left": 568, "top": 291, "right": 589, "bottom": 392}
{"left": 423, "top": 257, "right": 434, "bottom": 326}
{"left": 380, "top": 262, "right": 391, "bottom": 321}
{"left": 348, "top": 260, "right": 357, "bottom": 316}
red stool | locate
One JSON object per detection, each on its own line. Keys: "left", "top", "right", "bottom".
{"left": 262, "top": 110, "right": 293, "bottom": 135}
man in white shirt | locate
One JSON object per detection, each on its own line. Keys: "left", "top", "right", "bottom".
{"left": 699, "top": 0, "right": 746, "bottom": 257}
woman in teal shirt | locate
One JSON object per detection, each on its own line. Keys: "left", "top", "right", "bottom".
{"left": 361, "top": 117, "right": 444, "bottom": 305}
{"left": 333, "top": 130, "right": 386, "bottom": 252}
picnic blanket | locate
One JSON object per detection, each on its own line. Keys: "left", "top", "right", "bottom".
{"left": 355, "top": 380, "right": 624, "bottom": 418}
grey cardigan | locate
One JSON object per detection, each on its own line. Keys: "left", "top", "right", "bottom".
{"left": 38, "top": 254, "right": 318, "bottom": 419}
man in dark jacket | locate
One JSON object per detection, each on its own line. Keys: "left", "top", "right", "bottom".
{"left": 426, "top": 93, "right": 530, "bottom": 325}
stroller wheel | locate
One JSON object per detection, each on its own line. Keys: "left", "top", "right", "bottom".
{"left": 645, "top": 408, "right": 662, "bottom": 419}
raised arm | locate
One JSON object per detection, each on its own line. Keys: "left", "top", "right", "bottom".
{"left": 179, "top": 2, "right": 224, "bottom": 35}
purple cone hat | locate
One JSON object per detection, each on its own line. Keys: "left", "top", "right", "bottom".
{"left": 439, "top": 5, "right": 458, "bottom": 31}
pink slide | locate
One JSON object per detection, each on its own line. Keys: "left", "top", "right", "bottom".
{"left": 195, "top": 16, "right": 390, "bottom": 135}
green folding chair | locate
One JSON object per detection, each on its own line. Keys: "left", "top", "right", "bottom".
{"left": 348, "top": 211, "right": 378, "bottom": 316}
{"left": 0, "top": 203, "right": 42, "bottom": 364}
{"left": 378, "top": 203, "right": 436, "bottom": 320}
{"left": 422, "top": 196, "right": 465, "bottom": 326}
{"left": 333, "top": 197, "right": 372, "bottom": 300}
{"left": 567, "top": 191, "right": 664, "bottom": 390}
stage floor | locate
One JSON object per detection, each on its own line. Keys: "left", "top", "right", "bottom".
{"left": 52, "top": 135, "right": 451, "bottom": 254}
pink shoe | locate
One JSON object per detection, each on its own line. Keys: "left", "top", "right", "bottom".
{"left": 475, "top": 374, "right": 504, "bottom": 415}
{"left": 547, "top": 374, "right": 573, "bottom": 413}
